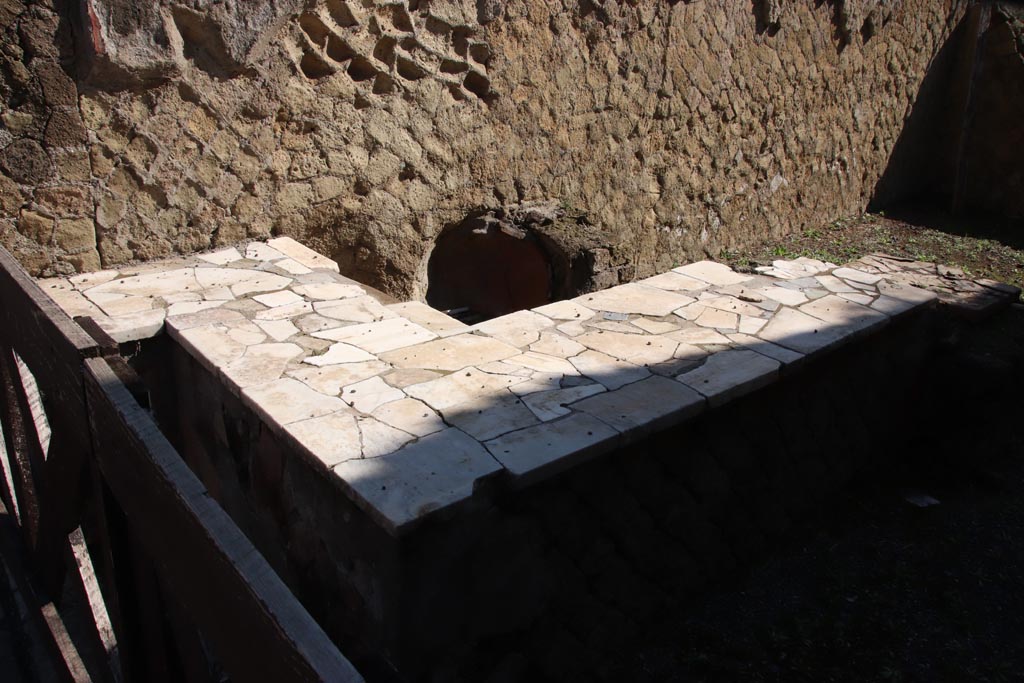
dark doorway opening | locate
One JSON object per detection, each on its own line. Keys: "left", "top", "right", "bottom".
{"left": 426, "top": 218, "right": 553, "bottom": 323}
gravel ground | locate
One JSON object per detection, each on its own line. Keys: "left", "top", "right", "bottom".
{"left": 722, "top": 206, "right": 1024, "bottom": 296}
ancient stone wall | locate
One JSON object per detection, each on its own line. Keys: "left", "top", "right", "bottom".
{"left": 1, "top": 0, "right": 96, "bottom": 273}
{"left": 960, "top": 2, "right": 1024, "bottom": 219}
{"left": 0, "top": 0, "right": 978, "bottom": 297}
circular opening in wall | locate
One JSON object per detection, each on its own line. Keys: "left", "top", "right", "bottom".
{"left": 426, "top": 216, "right": 554, "bottom": 324}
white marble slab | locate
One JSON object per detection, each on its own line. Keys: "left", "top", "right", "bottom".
{"left": 575, "top": 283, "right": 696, "bottom": 317}
{"left": 95, "top": 308, "right": 167, "bottom": 343}
{"left": 315, "top": 318, "right": 437, "bottom": 354}
{"left": 756, "top": 306, "right": 859, "bottom": 356}
{"left": 313, "top": 297, "right": 396, "bottom": 323}
{"left": 725, "top": 333, "right": 805, "bottom": 367}
{"left": 379, "top": 334, "right": 519, "bottom": 372}
{"left": 242, "top": 377, "right": 348, "bottom": 426}
{"left": 38, "top": 240, "right": 958, "bottom": 534}
{"left": 285, "top": 410, "right": 362, "bottom": 468}
{"left": 445, "top": 392, "right": 539, "bottom": 441}
{"left": 371, "top": 398, "right": 446, "bottom": 438}
{"left": 304, "top": 342, "right": 377, "bottom": 367}
{"left": 575, "top": 331, "right": 679, "bottom": 366}
{"left": 254, "top": 290, "right": 304, "bottom": 308}
{"left": 521, "top": 383, "right": 606, "bottom": 421}
{"left": 405, "top": 367, "right": 527, "bottom": 411}
{"left": 798, "top": 295, "right": 889, "bottom": 336}
{"left": 485, "top": 413, "right": 619, "bottom": 486}
{"left": 255, "top": 319, "right": 300, "bottom": 342}
{"left": 197, "top": 247, "right": 244, "bottom": 265}
{"left": 673, "top": 260, "right": 753, "bottom": 286}
{"left": 267, "top": 236, "right": 340, "bottom": 272}
{"left": 287, "top": 361, "right": 391, "bottom": 395}
{"left": 294, "top": 282, "right": 366, "bottom": 300}
{"left": 333, "top": 429, "right": 502, "bottom": 533}
{"left": 574, "top": 376, "right": 705, "bottom": 441}
{"left": 569, "top": 350, "right": 650, "bottom": 390}
{"left": 833, "top": 267, "right": 883, "bottom": 285}
{"left": 341, "top": 376, "right": 407, "bottom": 413}
{"left": 222, "top": 342, "right": 304, "bottom": 390}
{"left": 386, "top": 301, "right": 470, "bottom": 336}
{"left": 676, "top": 349, "right": 781, "bottom": 407}
{"left": 195, "top": 268, "right": 293, "bottom": 297}
{"left": 640, "top": 271, "right": 709, "bottom": 292}
{"left": 529, "top": 332, "right": 587, "bottom": 358}
{"left": 473, "top": 310, "right": 554, "bottom": 347}
{"left": 534, "top": 300, "right": 596, "bottom": 321}
{"left": 358, "top": 417, "right": 416, "bottom": 458}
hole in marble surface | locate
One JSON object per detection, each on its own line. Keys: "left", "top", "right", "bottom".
{"left": 426, "top": 215, "right": 557, "bottom": 323}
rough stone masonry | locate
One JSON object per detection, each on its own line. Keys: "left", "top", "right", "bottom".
{"left": 1, "top": 0, "right": 1020, "bottom": 299}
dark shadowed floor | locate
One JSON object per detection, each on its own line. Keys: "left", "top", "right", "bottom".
{"left": 601, "top": 298, "right": 1024, "bottom": 682}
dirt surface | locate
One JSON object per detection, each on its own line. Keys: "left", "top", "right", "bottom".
{"left": 602, "top": 300, "right": 1024, "bottom": 681}
{"left": 723, "top": 207, "right": 1024, "bottom": 296}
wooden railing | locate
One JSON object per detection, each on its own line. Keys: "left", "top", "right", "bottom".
{"left": 0, "top": 245, "right": 363, "bottom": 682}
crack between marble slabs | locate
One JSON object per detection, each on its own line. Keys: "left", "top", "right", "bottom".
{"left": 355, "top": 414, "right": 368, "bottom": 459}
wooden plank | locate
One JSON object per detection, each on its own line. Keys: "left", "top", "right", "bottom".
{"left": 127, "top": 535, "right": 173, "bottom": 683}
{"left": 0, "top": 496, "right": 76, "bottom": 683}
{"left": 0, "top": 247, "right": 97, "bottom": 356}
{"left": 102, "top": 356, "right": 149, "bottom": 412}
{"left": 0, "top": 247, "right": 97, "bottom": 450}
{"left": 71, "top": 318, "right": 119, "bottom": 359}
{"left": 39, "top": 432, "right": 90, "bottom": 577}
{"left": 83, "top": 358, "right": 363, "bottom": 683}
{"left": 40, "top": 601, "right": 93, "bottom": 683}
{"left": 164, "top": 596, "right": 216, "bottom": 683}
{"left": 0, "top": 345, "right": 75, "bottom": 598}
{"left": 70, "top": 312, "right": 147, "bottom": 409}
{"left": 0, "top": 403, "right": 21, "bottom": 523}
{"left": 87, "top": 469, "right": 167, "bottom": 683}
{"left": 0, "top": 517, "right": 107, "bottom": 683}
{"left": 0, "top": 345, "right": 46, "bottom": 558}
{"left": 0, "top": 247, "right": 98, "bottom": 549}
{"left": 0, "top": 248, "right": 117, "bottom": 682}
{"left": 60, "top": 530, "right": 118, "bottom": 683}
{"left": 12, "top": 349, "right": 93, "bottom": 584}
{"left": 78, "top": 472, "right": 126, "bottom": 682}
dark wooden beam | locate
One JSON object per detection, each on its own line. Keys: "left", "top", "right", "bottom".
{"left": 83, "top": 358, "right": 363, "bottom": 683}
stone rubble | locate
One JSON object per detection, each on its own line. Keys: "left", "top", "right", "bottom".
{"left": 37, "top": 241, "right": 1020, "bottom": 533}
